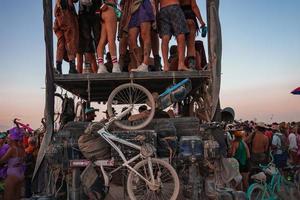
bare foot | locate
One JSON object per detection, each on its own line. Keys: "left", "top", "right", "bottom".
{"left": 163, "top": 64, "right": 170, "bottom": 72}
{"left": 178, "top": 66, "right": 193, "bottom": 71}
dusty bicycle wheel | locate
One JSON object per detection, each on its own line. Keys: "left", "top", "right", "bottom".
{"left": 247, "top": 183, "right": 270, "bottom": 200}
{"left": 127, "top": 158, "right": 180, "bottom": 200}
{"left": 54, "top": 93, "right": 64, "bottom": 131}
{"left": 107, "top": 83, "right": 155, "bottom": 130}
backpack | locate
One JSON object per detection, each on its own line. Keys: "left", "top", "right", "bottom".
{"left": 60, "top": 97, "right": 75, "bottom": 127}
{"left": 275, "top": 133, "right": 288, "bottom": 153}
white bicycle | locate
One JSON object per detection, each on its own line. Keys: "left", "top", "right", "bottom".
{"left": 93, "top": 82, "right": 180, "bottom": 199}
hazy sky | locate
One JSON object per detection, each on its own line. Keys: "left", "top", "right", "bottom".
{"left": 0, "top": 0, "right": 299, "bottom": 130}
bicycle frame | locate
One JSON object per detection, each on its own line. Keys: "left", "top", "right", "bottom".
{"left": 96, "top": 106, "right": 157, "bottom": 187}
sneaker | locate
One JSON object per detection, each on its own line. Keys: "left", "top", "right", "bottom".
{"left": 112, "top": 63, "right": 121, "bottom": 73}
{"left": 97, "top": 64, "right": 108, "bottom": 73}
{"left": 131, "top": 63, "right": 148, "bottom": 72}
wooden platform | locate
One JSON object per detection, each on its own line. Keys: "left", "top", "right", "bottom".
{"left": 54, "top": 71, "right": 210, "bottom": 102}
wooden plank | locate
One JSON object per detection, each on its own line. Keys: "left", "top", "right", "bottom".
{"left": 54, "top": 71, "right": 210, "bottom": 101}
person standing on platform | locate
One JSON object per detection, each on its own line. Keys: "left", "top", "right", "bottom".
{"left": 54, "top": 0, "right": 79, "bottom": 74}
{"left": 77, "top": 0, "right": 102, "bottom": 73}
{"left": 179, "top": 0, "right": 206, "bottom": 69}
{"left": 155, "top": 0, "right": 190, "bottom": 71}
{"left": 96, "top": 0, "right": 121, "bottom": 73}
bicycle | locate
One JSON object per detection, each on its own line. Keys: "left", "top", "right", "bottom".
{"left": 89, "top": 110, "right": 180, "bottom": 199}
{"left": 246, "top": 152, "right": 296, "bottom": 200}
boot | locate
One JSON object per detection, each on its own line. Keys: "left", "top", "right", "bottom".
{"left": 97, "top": 63, "right": 109, "bottom": 73}
{"left": 69, "top": 60, "right": 78, "bottom": 74}
{"left": 55, "top": 61, "right": 62, "bottom": 74}
{"left": 154, "top": 55, "right": 162, "bottom": 71}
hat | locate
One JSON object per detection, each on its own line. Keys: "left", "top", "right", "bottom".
{"left": 8, "top": 127, "right": 24, "bottom": 141}
{"left": 234, "top": 130, "right": 244, "bottom": 138}
{"left": 85, "top": 107, "right": 99, "bottom": 114}
{"left": 0, "top": 132, "right": 7, "bottom": 139}
{"left": 256, "top": 122, "right": 266, "bottom": 129}
{"left": 271, "top": 124, "right": 280, "bottom": 131}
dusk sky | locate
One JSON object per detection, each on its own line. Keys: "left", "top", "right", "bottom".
{"left": 0, "top": 0, "right": 299, "bottom": 130}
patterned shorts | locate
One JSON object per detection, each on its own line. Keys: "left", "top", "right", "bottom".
{"left": 157, "top": 4, "right": 189, "bottom": 37}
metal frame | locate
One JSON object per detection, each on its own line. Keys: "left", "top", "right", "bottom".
{"left": 35, "top": 0, "right": 222, "bottom": 194}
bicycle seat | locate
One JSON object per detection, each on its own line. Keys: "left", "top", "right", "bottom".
{"left": 251, "top": 172, "right": 266, "bottom": 183}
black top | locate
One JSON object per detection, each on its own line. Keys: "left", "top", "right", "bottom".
{"left": 79, "top": 0, "right": 102, "bottom": 15}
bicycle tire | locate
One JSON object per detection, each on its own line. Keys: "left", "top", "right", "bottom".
{"left": 107, "top": 83, "right": 155, "bottom": 130}
{"left": 75, "top": 101, "right": 85, "bottom": 122}
{"left": 127, "top": 158, "right": 180, "bottom": 200}
{"left": 246, "top": 183, "right": 270, "bottom": 200}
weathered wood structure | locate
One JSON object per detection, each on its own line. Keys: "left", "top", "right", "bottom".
{"left": 33, "top": 0, "right": 222, "bottom": 195}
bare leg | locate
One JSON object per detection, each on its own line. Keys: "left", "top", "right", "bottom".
{"left": 186, "top": 20, "right": 196, "bottom": 57}
{"left": 151, "top": 30, "right": 160, "bottom": 56}
{"left": 140, "top": 22, "right": 151, "bottom": 65}
{"left": 103, "top": 7, "right": 117, "bottom": 59}
{"left": 176, "top": 33, "right": 189, "bottom": 70}
{"left": 85, "top": 52, "right": 97, "bottom": 73}
{"left": 161, "top": 35, "right": 171, "bottom": 71}
{"left": 128, "top": 27, "right": 140, "bottom": 69}
{"left": 96, "top": 21, "right": 107, "bottom": 60}
{"left": 76, "top": 53, "right": 83, "bottom": 73}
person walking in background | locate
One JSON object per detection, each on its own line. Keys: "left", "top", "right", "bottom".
{"left": 54, "top": 0, "right": 79, "bottom": 74}
{"left": 249, "top": 122, "right": 269, "bottom": 169}
{"left": 271, "top": 125, "right": 288, "bottom": 169}
{"left": 0, "top": 132, "right": 9, "bottom": 180}
{"left": 229, "top": 130, "right": 250, "bottom": 191}
{"left": 0, "top": 128, "right": 25, "bottom": 200}
{"left": 288, "top": 126, "right": 298, "bottom": 164}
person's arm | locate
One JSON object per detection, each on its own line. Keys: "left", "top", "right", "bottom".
{"left": 190, "top": 0, "right": 205, "bottom": 27}
{"left": 128, "top": 110, "right": 150, "bottom": 121}
{"left": 229, "top": 141, "right": 237, "bottom": 157}
{"left": 243, "top": 141, "right": 251, "bottom": 159}
{"left": 0, "top": 148, "right": 13, "bottom": 164}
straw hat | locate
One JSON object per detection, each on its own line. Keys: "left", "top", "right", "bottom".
{"left": 256, "top": 122, "right": 266, "bottom": 129}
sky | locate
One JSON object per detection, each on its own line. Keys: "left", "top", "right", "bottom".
{"left": 0, "top": 0, "right": 299, "bottom": 130}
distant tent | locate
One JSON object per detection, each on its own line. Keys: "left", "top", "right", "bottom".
{"left": 291, "top": 87, "right": 300, "bottom": 95}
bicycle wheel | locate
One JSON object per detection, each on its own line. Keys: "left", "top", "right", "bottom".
{"left": 246, "top": 183, "right": 270, "bottom": 200}
{"left": 127, "top": 158, "right": 180, "bottom": 200}
{"left": 75, "top": 101, "right": 85, "bottom": 122}
{"left": 107, "top": 83, "right": 155, "bottom": 130}
{"left": 54, "top": 93, "right": 64, "bottom": 130}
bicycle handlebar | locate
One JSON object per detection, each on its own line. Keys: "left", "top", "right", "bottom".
{"left": 258, "top": 151, "right": 275, "bottom": 170}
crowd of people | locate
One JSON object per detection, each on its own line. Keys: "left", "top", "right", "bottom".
{"left": 54, "top": 0, "right": 207, "bottom": 74}
{"left": 224, "top": 121, "right": 300, "bottom": 191}
{"left": 0, "top": 128, "right": 38, "bottom": 200}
